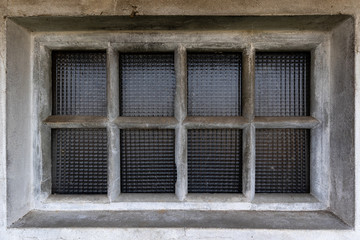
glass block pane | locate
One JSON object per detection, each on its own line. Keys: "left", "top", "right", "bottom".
{"left": 188, "top": 129, "right": 242, "bottom": 193}
{"left": 120, "top": 53, "right": 176, "bottom": 117}
{"left": 52, "top": 129, "right": 108, "bottom": 194}
{"left": 188, "top": 52, "right": 242, "bottom": 116}
{"left": 255, "top": 129, "right": 310, "bottom": 193}
{"left": 255, "top": 52, "right": 310, "bottom": 116}
{"left": 52, "top": 51, "right": 107, "bottom": 116}
{"left": 120, "top": 130, "right": 176, "bottom": 193}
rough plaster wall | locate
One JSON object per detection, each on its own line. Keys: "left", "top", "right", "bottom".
{"left": 0, "top": 1, "right": 360, "bottom": 239}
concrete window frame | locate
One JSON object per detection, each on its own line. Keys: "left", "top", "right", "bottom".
{"left": 6, "top": 16, "right": 355, "bottom": 229}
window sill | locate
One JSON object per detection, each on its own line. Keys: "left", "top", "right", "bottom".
{"left": 38, "top": 193, "right": 324, "bottom": 213}
{"left": 253, "top": 193, "right": 319, "bottom": 203}
{"left": 11, "top": 210, "right": 350, "bottom": 229}
{"left": 45, "top": 194, "right": 110, "bottom": 204}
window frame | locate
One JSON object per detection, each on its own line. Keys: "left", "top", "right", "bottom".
{"left": 33, "top": 32, "right": 329, "bottom": 210}
{"left": 6, "top": 15, "right": 354, "bottom": 229}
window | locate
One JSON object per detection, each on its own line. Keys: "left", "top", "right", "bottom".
{"left": 39, "top": 40, "right": 332, "bottom": 204}
{"left": 6, "top": 16, "right": 355, "bottom": 229}
{"left": 48, "top": 49, "right": 312, "bottom": 197}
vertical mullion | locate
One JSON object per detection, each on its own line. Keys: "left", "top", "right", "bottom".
{"left": 107, "top": 45, "right": 120, "bottom": 201}
{"left": 174, "top": 45, "right": 187, "bottom": 200}
{"left": 242, "top": 45, "right": 255, "bottom": 200}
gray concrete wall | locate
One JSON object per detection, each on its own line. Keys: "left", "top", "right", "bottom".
{"left": 1, "top": 1, "right": 360, "bottom": 239}
{"left": 5, "top": 20, "right": 32, "bottom": 227}
{"left": 329, "top": 18, "right": 355, "bottom": 226}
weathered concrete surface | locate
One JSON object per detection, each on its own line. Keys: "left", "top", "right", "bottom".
{"left": 0, "top": 10, "right": 6, "bottom": 235}
{"left": 3, "top": 0, "right": 360, "bottom": 16}
{"left": 11, "top": 210, "right": 350, "bottom": 229}
{"left": 8, "top": 15, "right": 350, "bottom": 32}
{"left": 5, "top": 19, "right": 32, "bottom": 227}
{"left": 1, "top": 1, "right": 360, "bottom": 240}
{"left": 329, "top": 17, "right": 356, "bottom": 227}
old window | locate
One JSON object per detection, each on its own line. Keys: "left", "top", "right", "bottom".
{"left": 48, "top": 49, "right": 313, "bottom": 196}
{"left": 6, "top": 16, "right": 354, "bottom": 229}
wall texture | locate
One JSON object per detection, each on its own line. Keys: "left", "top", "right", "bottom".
{"left": 1, "top": 0, "right": 360, "bottom": 239}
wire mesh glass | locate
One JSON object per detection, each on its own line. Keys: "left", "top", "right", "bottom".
{"left": 255, "top": 129, "right": 310, "bottom": 193}
{"left": 120, "top": 53, "right": 176, "bottom": 117}
{"left": 52, "top": 128, "right": 108, "bottom": 194}
{"left": 188, "top": 52, "right": 242, "bottom": 116}
{"left": 52, "top": 51, "right": 107, "bottom": 116}
{"left": 188, "top": 129, "right": 242, "bottom": 193}
{"left": 120, "top": 129, "right": 176, "bottom": 193}
{"left": 255, "top": 52, "right": 310, "bottom": 116}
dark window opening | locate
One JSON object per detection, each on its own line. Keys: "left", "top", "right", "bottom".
{"left": 120, "top": 129, "right": 176, "bottom": 193}
{"left": 187, "top": 52, "right": 242, "bottom": 116}
{"left": 255, "top": 129, "right": 310, "bottom": 193}
{"left": 52, "top": 51, "right": 107, "bottom": 116}
{"left": 50, "top": 50, "right": 311, "bottom": 195}
{"left": 188, "top": 129, "right": 242, "bottom": 193}
{"left": 120, "top": 53, "right": 176, "bottom": 117}
{"left": 52, "top": 128, "right": 108, "bottom": 194}
{"left": 255, "top": 52, "right": 310, "bottom": 117}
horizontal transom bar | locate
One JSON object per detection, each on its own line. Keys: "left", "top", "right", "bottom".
{"left": 254, "top": 116, "right": 320, "bottom": 129}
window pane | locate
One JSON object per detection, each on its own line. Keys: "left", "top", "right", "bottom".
{"left": 52, "top": 129, "right": 108, "bottom": 194}
{"left": 188, "top": 129, "right": 242, "bottom": 193}
{"left": 120, "top": 129, "right": 176, "bottom": 193}
{"left": 52, "top": 51, "right": 107, "bottom": 116}
{"left": 120, "top": 53, "right": 176, "bottom": 117}
{"left": 188, "top": 52, "right": 242, "bottom": 116}
{"left": 255, "top": 52, "right": 310, "bottom": 116}
{"left": 255, "top": 129, "right": 310, "bottom": 193}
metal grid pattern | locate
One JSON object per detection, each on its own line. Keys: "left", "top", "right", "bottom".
{"left": 52, "top": 129, "right": 108, "bottom": 194}
{"left": 255, "top": 129, "right": 310, "bottom": 193}
{"left": 255, "top": 52, "right": 310, "bottom": 116}
{"left": 187, "top": 129, "right": 242, "bottom": 193}
{"left": 120, "top": 130, "right": 176, "bottom": 193}
{"left": 120, "top": 53, "right": 176, "bottom": 117}
{"left": 187, "top": 52, "right": 242, "bottom": 116}
{"left": 52, "top": 51, "right": 107, "bottom": 116}
{"left": 48, "top": 48, "right": 314, "bottom": 197}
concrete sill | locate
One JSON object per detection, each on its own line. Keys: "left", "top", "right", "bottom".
{"left": 45, "top": 194, "right": 110, "bottom": 203}
{"left": 253, "top": 193, "right": 320, "bottom": 203}
{"left": 251, "top": 194, "right": 326, "bottom": 211}
{"left": 11, "top": 210, "right": 350, "bottom": 229}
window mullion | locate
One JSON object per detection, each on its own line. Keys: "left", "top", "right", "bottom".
{"left": 174, "top": 45, "right": 188, "bottom": 200}
{"left": 107, "top": 45, "right": 121, "bottom": 201}
{"left": 242, "top": 45, "right": 255, "bottom": 201}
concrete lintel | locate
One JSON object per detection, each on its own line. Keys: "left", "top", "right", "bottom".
{"left": 9, "top": 15, "right": 351, "bottom": 32}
